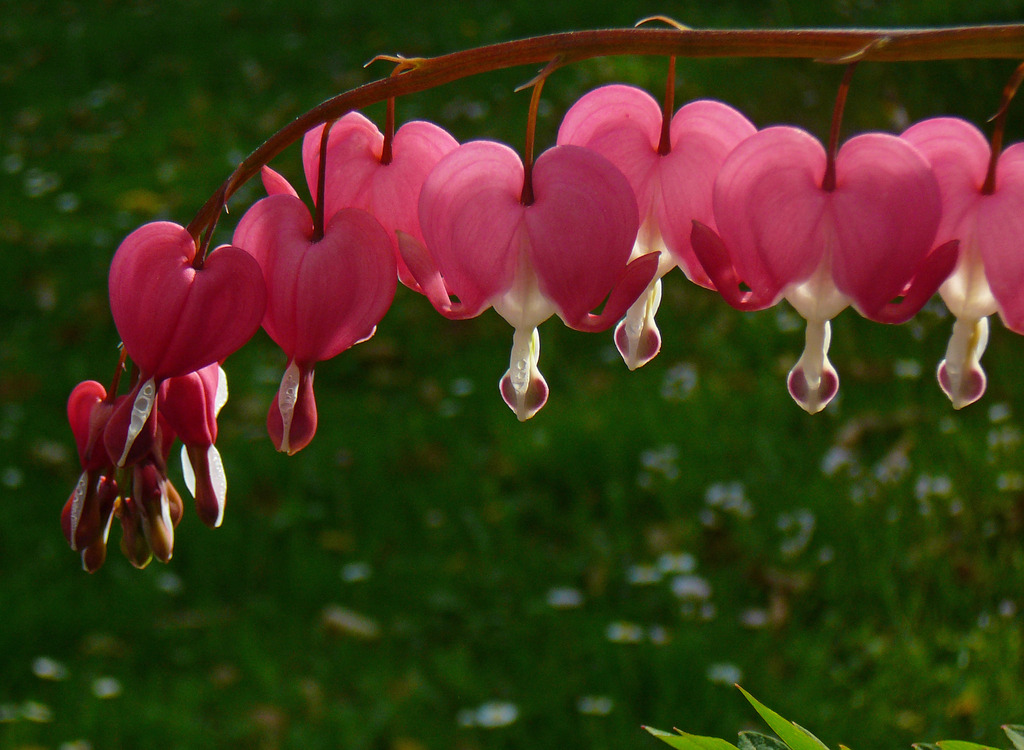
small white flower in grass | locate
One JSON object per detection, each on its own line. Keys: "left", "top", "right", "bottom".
{"left": 21, "top": 701, "right": 54, "bottom": 722}
{"left": 59, "top": 741, "right": 94, "bottom": 750}
{"left": 475, "top": 702, "right": 519, "bottom": 728}
{"left": 989, "top": 402, "right": 1012, "bottom": 423}
{"left": 32, "top": 656, "right": 68, "bottom": 681}
{"left": 0, "top": 704, "right": 18, "bottom": 723}
{"left": 706, "top": 662, "right": 743, "bottom": 686}
{"left": 2, "top": 467, "right": 23, "bottom": 490}
{"left": 577, "top": 695, "right": 614, "bottom": 715}
{"left": 739, "top": 608, "right": 769, "bottom": 629}
{"left": 997, "top": 472, "right": 1024, "bottom": 492}
{"left": 156, "top": 572, "right": 184, "bottom": 595}
{"left": 321, "top": 605, "right": 380, "bottom": 640}
{"left": 657, "top": 552, "right": 696, "bottom": 574}
{"left": 341, "top": 561, "right": 372, "bottom": 583}
{"left": 820, "top": 445, "right": 860, "bottom": 477}
{"left": 704, "top": 481, "right": 753, "bottom": 518}
{"left": 671, "top": 575, "right": 712, "bottom": 601}
{"left": 450, "top": 378, "right": 475, "bottom": 397}
{"left": 91, "top": 677, "right": 122, "bottom": 699}
{"left": 605, "top": 621, "right": 645, "bottom": 643}
{"left": 988, "top": 425, "right": 1021, "bottom": 451}
{"left": 648, "top": 625, "right": 670, "bottom": 645}
{"left": 894, "top": 359, "right": 922, "bottom": 379}
{"left": 546, "top": 587, "right": 584, "bottom": 609}
{"left": 626, "top": 564, "right": 661, "bottom": 585}
{"left": 660, "top": 363, "right": 698, "bottom": 401}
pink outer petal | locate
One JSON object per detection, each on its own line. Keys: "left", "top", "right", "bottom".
{"left": 267, "top": 362, "right": 317, "bottom": 455}
{"left": 976, "top": 142, "right": 1024, "bottom": 332}
{"left": 67, "top": 381, "right": 109, "bottom": 470}
{"left": 570, "top": 253, "right": 661, "bottom": 333}
{"left": 109, "top": 222, "right": 267, "bottom": 379}
{"left": 234, "top": 196, "right": 397, "bottom": 362}
{"left": 261, "top": 166, "right": 300, "bottom": 198}
{"left": 523, "top": 145, "right": 639, "bottom": 325}
{"left": 159, "top": 363, "right": 220, "bottom": 447}
{"left": 713, "top": 126, "right": 829, "bottom": 301}
{"left": 558, "top": 89, "right": 756, "bottom": 291}
{"left": 396, "top": 232, "right": 480, "bottom": 320}
{"left": 869, "top": 240, "right": 958, "bottom": 324}
{"left": 302, "top": 114, "right": 383, "bottom": 217}
{"left": 656, "top": 100, "right": 757, "bottom": 288}
{"left": 557, "top": 84, "right": 663, "bottom": 211}
{"left": 233, "top": 194, "right": 314, "bottom": 349}
{"left": 901, "top": 117, "right": 990, "bottom": 242}
{"left": 689, "top": 221, "right": 779, "bottom": 311}
{"left": 418, "top": 140, "right": 525, "bottom": 316}
{"left": 303, "top": 117, "right": 458, "bottom": 288}
{"left": 828, "top": 133, "right": 941, "bottom": 315}
{"left": 291, "top": 208, "right": 397, "bottom": 363}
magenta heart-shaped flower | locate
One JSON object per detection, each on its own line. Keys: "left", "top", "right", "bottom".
{"left": 233, "top": 195, "right": 397, "bottom": 364}
{"left": 108, "top": 221, "right": 267, "bottom": 379}
{"left": 711, "top": 127, "right": 942, "bottom": 318}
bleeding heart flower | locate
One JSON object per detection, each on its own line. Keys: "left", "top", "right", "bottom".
{"left": 399, "top": 140, "right": 657, "bottom": 420}
{"left": 160, "top": 364, "right": 229, "bottom": 527}
{"left": 274, "top": 113, "right": 459, "bottom": 289}
{"left": 233, "top": 181, "right": 397, "bottom": 454}
{"left": 558, "top": 85, "right": 755, "bottom": 369}
{"left": 902, "top": 117, "right": 1024, "bottom": 408}
{"left": 106, "top": 221, "right": 266, "bottom": 463}
{"left": 691, "top": 126, "right": 956, "bottom": 413}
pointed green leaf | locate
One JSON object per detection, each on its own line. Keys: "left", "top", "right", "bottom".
{"left": 740, "top": 731, "right": 791, "bottom": 750}
{"left": 737, "top": 686, "right": 830, "bottom": 750}
{"left": 1004, "top": 725, "right": 1024, "bottom": 750}
{"left": 913, "top": 743, "right": 943, "bottom": 750}
{"left": 937, "top": 741, "right": 1001, "bottom": 750}
{"left": 644, "top": 726, "right": 738, "bottom": 750}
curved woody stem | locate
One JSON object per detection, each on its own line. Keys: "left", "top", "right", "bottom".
{"left": 184, "top": 24, "right": 1024, "bottom": 252}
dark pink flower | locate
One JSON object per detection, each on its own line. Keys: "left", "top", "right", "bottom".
{"left": 291, "top": 113, "right": 458, "bottom": 289}
{"left": 160, "top": 364, "right": 228, "bottom": 527}
{"left": 106, "top": 221, "right": 265, "bottom": 463}
{"left": 234, "top": 178, "right": 397, "bottom": 453}
{"left": 399, "top": 141, "right": 657, "bottom": 420}
{"left": 692, "top": 126, "right": 955, "bottom": 413}
{"left": 902, "top": 117, "right": 1024, "bottom": 408}
{"left": 558, "top": 85, "right": 755, "bottom": 369}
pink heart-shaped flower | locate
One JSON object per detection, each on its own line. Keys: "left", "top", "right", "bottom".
{"left": 712, "top": 127, "right": 941, "bottom": 318}
{"left": 300, "top": 114, "right": 458, "bottom": 288}
{"left": 232, "top": 195, "right": 397, "bottom": 364}
{"left": 108, "top": 222, "right": 266, "bottom": 379}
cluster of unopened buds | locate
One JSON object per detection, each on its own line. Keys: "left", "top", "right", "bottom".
{"left": 64, "top": 23, "right": 1024, "bottom": 570}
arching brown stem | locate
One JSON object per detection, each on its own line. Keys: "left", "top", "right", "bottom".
{"left": 184, "top": 25, "right": 1024, "bottom": 252}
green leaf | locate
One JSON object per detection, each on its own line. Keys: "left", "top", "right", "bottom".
{"left": 937, "top": 742, "right": 1001, "bottom": 750}
{"left": 740, "top": 731, "right": 791, "bottom": 750}
{"left": 1004, "top": 725, "right": 1024, "bottom": 750}
{"left": 913, "top": 743, "right": 943, "bottom": 750}
{"left": 644, "top": 726, "right": 738, "bottom": 750}
{"left": 737, "top": 686, "right": 831, "bottom": 750}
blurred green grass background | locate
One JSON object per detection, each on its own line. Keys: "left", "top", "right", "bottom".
{"left": 3, "top": 0, "right": 1024, "bottom": 748}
